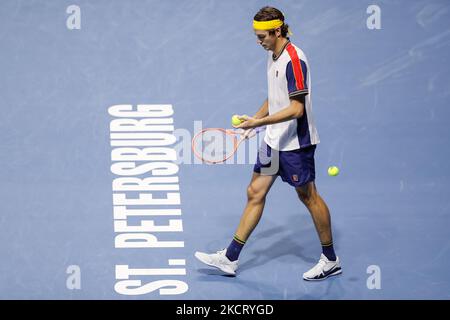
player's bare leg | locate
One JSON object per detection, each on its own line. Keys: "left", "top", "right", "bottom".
{"left": 296, "top": 181, "right": 342, "bottom": 280}
{"left": 295, "top": 181, "right": 333, "bottom": 244}
{"left": 234, "top": 172, "right": 277, "bottom": 241}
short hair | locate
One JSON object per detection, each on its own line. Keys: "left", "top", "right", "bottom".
{"left": 254, "top": 6, "right": 290, "bottom": 38}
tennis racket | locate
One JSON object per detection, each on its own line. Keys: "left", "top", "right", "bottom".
{"left": 191, "top": 127, "right": 265, "bottom": 164}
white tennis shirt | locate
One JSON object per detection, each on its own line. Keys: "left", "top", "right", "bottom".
{"left": 264, "top": 41, "right": 320, "bottom": 151}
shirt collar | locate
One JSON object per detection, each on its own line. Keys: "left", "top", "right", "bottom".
{"left": 272, "top": 40, "right": 290, "bottom": 61}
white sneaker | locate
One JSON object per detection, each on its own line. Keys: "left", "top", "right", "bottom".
{"left": 303, "top": 254, "right": 342, "bottom": 281}
{"left": 194, "top": 249, "right": 238, "bottom": 275}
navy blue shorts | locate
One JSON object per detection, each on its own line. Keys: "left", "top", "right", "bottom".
{"left": 253, "top": 142, "right": 316, "bottom": 187}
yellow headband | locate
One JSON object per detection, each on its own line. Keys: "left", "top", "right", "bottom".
{"left": 253, "top": 19, "right": 293, "bottom": 35}
{"left": 253, "top": 19, "right": 283, "bottom": 30}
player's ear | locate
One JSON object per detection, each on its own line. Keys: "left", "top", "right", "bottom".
{"left": 276, "top": 27, "right": 281, "bottom": 37}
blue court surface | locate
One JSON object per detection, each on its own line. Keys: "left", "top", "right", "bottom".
{"left": 0, "top": 0, "right": 449, "bottom": 300}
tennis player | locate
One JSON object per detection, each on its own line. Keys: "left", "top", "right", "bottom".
{"left": 195, "top": 6, "right": 342, "bottom": 281}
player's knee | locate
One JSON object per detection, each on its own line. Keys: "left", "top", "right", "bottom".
{"left": 296, "top": 184, "right": 316, "bottom": 204}
{"left": 247, "top": 184, "right": 266, "bottom": 203}
{"left": 297, "top": 191, "right": 311, "bottom": 204}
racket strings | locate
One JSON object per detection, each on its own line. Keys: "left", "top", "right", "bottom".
{"left": 193, "top": 130, "right": 238, "bottom": 163}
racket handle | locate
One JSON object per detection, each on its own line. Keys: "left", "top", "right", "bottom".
{"left": 244, "top": 127, "right": 265, "bottom": 139}
{"left": 242, "top": 129, "right": 253, "bottom": 139}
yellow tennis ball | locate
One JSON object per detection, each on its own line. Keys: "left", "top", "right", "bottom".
{"left": 328, "top": 166, "right": 340, "bottom": 176}
{"left": 231, "top": 115, "right": 242, "bottom": 126}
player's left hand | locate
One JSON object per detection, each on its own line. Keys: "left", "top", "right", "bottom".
{"left": 233, "top": 116, "right": 261, "bottom": 130}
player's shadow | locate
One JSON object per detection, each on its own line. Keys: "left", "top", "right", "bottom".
{"left": 196, "top": 211, "right": 342, "bottom": 277}
{"left": 238, "top": 236, "right": 316, "bottom": 272}
{"left": 196, "top": 268, "right": 237, "bottom": 277}
{"left": 237, "top": 214, "right": 318, "bottom": 272}
{"left": 195, "top": 268, "right": 345, "bottom": 299}
{"left": 239, "top": 211, "right": 342, "bottom": 273}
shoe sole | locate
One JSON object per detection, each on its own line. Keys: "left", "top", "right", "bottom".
{"left": 303, "top": 268, "right": 342, "bottom": 281}
{"left": 194, "top": 252, "right": 236, "bottom": 276}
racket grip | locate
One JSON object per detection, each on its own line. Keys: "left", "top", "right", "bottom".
{"left": 244, "top": 127, "right": 265, "bottom": 138}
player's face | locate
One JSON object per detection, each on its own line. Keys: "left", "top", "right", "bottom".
{"left": 254, "top": 30, "right": 276, "bottom": 51}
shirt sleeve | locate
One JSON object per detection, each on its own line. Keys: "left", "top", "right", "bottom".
{"left": 286, "top": 59, "right": 309, "bottom": 98}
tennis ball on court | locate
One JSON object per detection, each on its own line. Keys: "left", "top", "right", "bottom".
{"left": 231, "top": 115, "right": 243, "bottom": 126}
{"left": 328, "top": 166, "right": 340, "bottom": 176}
